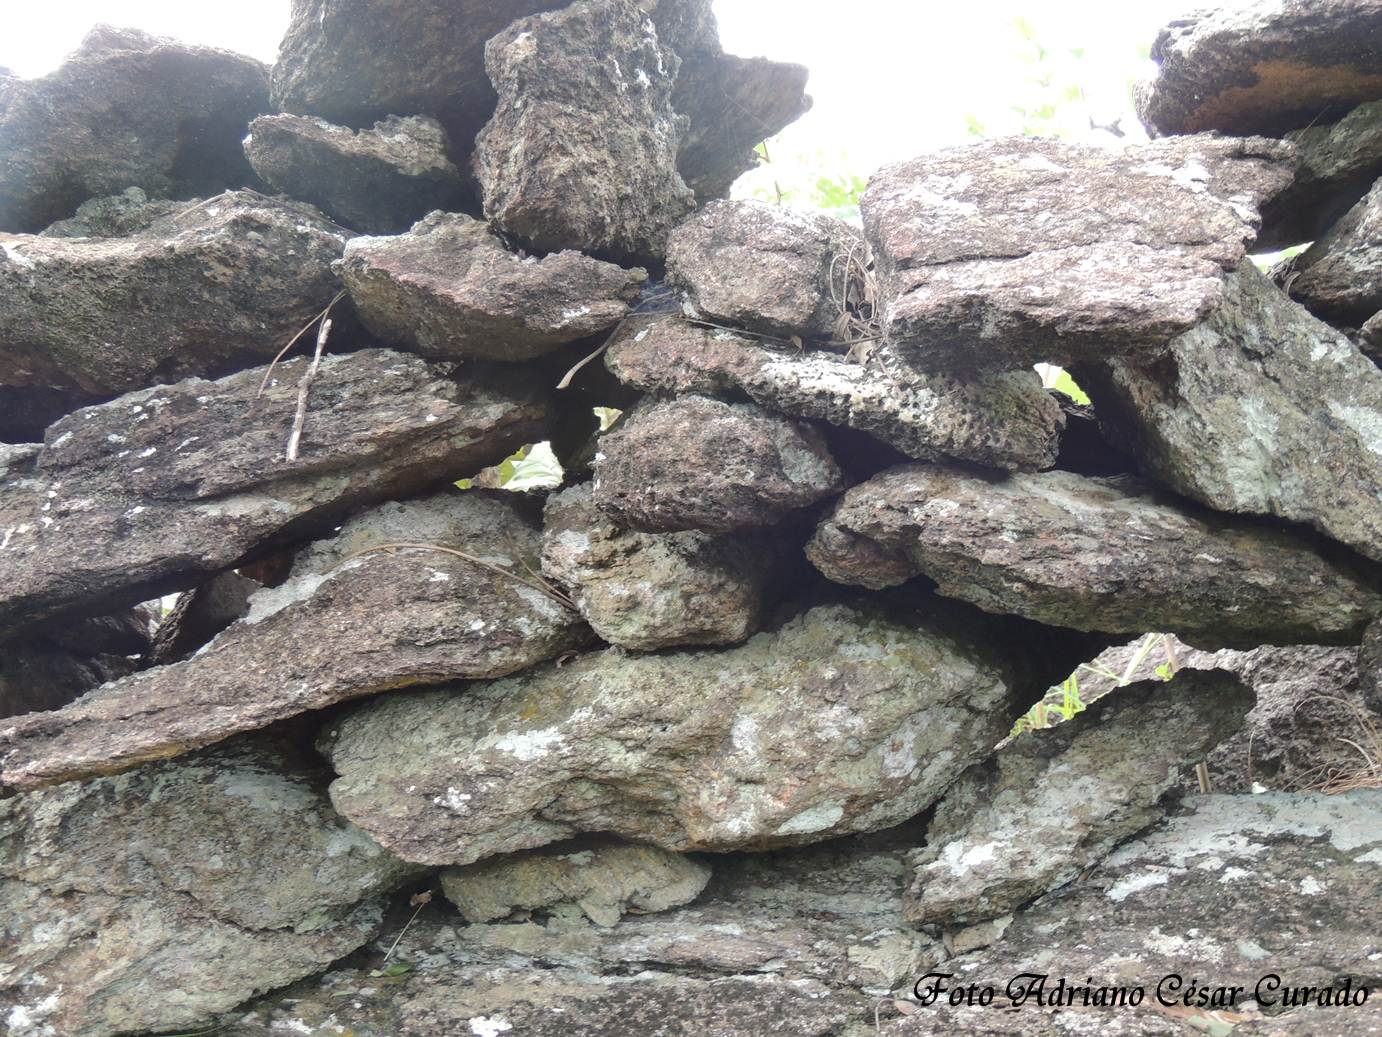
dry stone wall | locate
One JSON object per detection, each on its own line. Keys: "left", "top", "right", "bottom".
{"left": 1, "top": 1, "right": 1381, "bottom": 1035}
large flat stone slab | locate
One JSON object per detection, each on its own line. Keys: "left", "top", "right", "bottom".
{"left": 807, "top": 463, "right": 1382, "bottom": 648}
{"left": 0, "top": 349, "right": 546, "bottom": 632}
{"left": 860, "top": 135, "right": 1294, "bottom": 372}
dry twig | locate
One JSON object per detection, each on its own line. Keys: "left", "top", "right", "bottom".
{"left": 254, "top": 289, "right": 348, "bottom": 401}
{"left": 285, "top": 317, "right": 331, "bottom": 462}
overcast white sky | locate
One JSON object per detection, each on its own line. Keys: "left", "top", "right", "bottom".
{"left": 2, "top": 0, "right": 1210, "bottom": 189}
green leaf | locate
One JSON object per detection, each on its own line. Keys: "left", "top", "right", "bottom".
{"left": 1051, "top": 370, "right": 1092, "bottom": 405}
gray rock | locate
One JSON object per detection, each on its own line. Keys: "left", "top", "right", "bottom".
{"left": 666, "top": 199, "right": 864, "bottom": 339}
{"left": 542, "top": 481, "right": 777, "bottom": 649}
{"left": 1362, "top": 618, "right": 1381, "bottom": 712}
{"left": 861, "top": 135, "right": 1294, "bottom": 372}
{"left": 0, "top": 739, "right": 417, "bottom": 1037}
{"left": 604, "top": 315, "right": 1066, "bottom": 472}
{"left": 0, "top": 613, "right": 150, "bottom": 719}
{"left": 1362, "top": 309, "right": 1382, "bottom": 363}
{"left": 0, "top": 348, "right": 546, "bottom": 634}
{"left": 1080, "top": 263, "right": 1382, "bottom": 563}
{"left": 592, "top": 396, "right": 844, "bottom": 533}
{"left": 1259, "top": 99, "right": 1382, "bottom": 250}
{"left": 320, "top": 598, "right": 1058, "bottom": 866}
{"left": 1135, "top": 0, "right": 1382, "bottom": 137}
{"left": 244, "top": 114, "right": 468, "bottom": 234}
{"left": 1284, "top": 174, "right": 1382, "bottom": 322}
{"left": 0, "top": 190, "right": 349, "bottom": 428}
{"left": 0, "top": 25, "right": 269, "bottom": 233}
{"left": 440, "top": 837, "right": 711, "bottom": 926}
{"left": 0, "top": 493, "right": 589, "bottom": 791}
{"left": 222, "top": 837, "right": 941, "bottom": 1037}
{"left": 807, "top": 464, "right": 1382, "bottom": 648}
{"left": 38, "top": 186, "right": 183, "bottom": 238}
{"left": 906, "top": 669, "right": 1254, "bottom": 928}
{"left": 899, "top": 792, "right": 1382, "bottom": 1032}
{"left": 340, "top": 211, "right": 646, "bottom": 362}
{"left": 144, "top": 570, "right": 260, "bottom": 665}
{"left": 475, "top": 0, "right": 695, "bottom": 262}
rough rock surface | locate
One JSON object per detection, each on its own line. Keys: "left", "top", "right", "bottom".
{"left": 440, "top": 838, "right": 711, "bottom": 926}
{"left": 0, "top": 613, "right": 150, "bottom": 719}
{"left": 0, "top": 493, "right": 589, "bottom": 791}
{"left": 244, "top": 113, "right": 468, "bottom": 234}
{"left": 906, "top": 669, "right": 1254, "bottom": 928}
{"left": 474, "top": 0, "right": 696, "bottom": 262}
{"left": 1080, "top": 263, "right": 1382, "bottom": 563}
{"left": 806, "top": 464, "right": 1382, "bottom": 648}
{"left": 321, "top": 598, "right": 1063, "bottom": 866}
{"left": 666, "top": 199, "right": 864, "bottom": 339}
{"left": 0, "top": 739, "right": 416, "bottom": 1037}
{"left": 1136, "top": 0, "right": 1382, "bottom": 137}
{"left": 542, "top": 481, "right": 777, "bottom": 650}
{"left": 0, "top": 25, "right": 269, "bottom": 233}
{"left": 0, "top": 190, "right": 349, "bottom": 430}
{"left": 861, "top": 135, "right": 1294, "bottom": 372}
{"left": 1361, "top": 618, "right": 1382, "bottom": 712}
{"left": 38, "top": 186, "right": 183, "bottom": 238}
{"left": 592, "top": 396, "right": 844, "bottom": 533}
{"left": 0, "top": 349, "right": 546, "bottom": 632}
{"left": 896, "top": 792, "right": 1382, "bottom": 1034}
{"left": 1258, "top": 98, "right": 1382, "bottom": 250}
{"left": 1284, "top": 174, "right": 1382, "bottom": 322}
{"left": 605, "top": 315, "right": 1066, "bottom": 471}
{"left": 340, "top": 211, "right": 645, "bottom": 362}
{"left": 144, "top": 570, "right": 259, "bottom": 665}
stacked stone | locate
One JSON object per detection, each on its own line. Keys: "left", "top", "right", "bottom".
{"left": 0, "top": 2, "right": 1380, "bottom": 1036}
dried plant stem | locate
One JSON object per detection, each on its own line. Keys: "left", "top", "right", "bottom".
{"left": 382, "top": 901, "right": 427, "bottom": 964}
{"left": 285, "top": 317, "right": 331, "bottom": 462}
{"left": 337, "top": 542, "right": 577, "bottom": 612}
{"left": 255, "top": 289, "right": 348, "bottom": 400}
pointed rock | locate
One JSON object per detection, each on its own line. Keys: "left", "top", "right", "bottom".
{"left": 340, "top": 211, "right": 645, "bottom": 362}
{"left": 474, "top": 0, "right": 695, "bottom": 262}
{"left": 244, "top": 114, "right": 469, "bottom": 234}
{"left": 320, "top": 598, "right": 1063, "bottom": 866}
{"left": 592, "top": 395, "right": 844, "bottom": 533}
{"left": 906, "top": 669, "right": 1254, "bottom": 927}
{"left": 0, "top": 493, "right": 589, "bottom": 791}
{"left": 604, "top": 315, "right": 1065, "bottom": 471}
{"left": 0, "top": 190, "right": 349, "bottom": 434}
{"left": 0, "top": 349, "right": 546, "bottom": 633}
{"left": 1136, "top": 0, "right": 1382, "bottom": 137}
{"left": 807, "top": 463, "right": 1382, "bottom": 648}
{"left": 542, "top": 481, "right": 780, "bottom": 650}
{"left": 1080, "top": 263, "right": 1382, "bottom": 563}
{"left": 0, "top": 26, "right": 269, "bottom": 232}
{"left": 861, "top": 135, "right": 1294, "bottom": 372}
{"left": 1283, "top": 175, "right": 1382, "bottom": 322}
{"left": 0, "top": 739, "right": 417, "bottom": 1037}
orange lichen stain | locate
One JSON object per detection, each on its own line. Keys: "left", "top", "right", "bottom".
{"left": 1185, "top": 60, "right": 1382, "bottom": 134}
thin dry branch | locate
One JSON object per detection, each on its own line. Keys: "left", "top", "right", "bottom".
{"left": 285, "top": 317, "right": 331, "bottom": 461}
{"left": 254, "top": 289, "right": 348, "bottom": 401}
{"left": 336, "top": 542, "right": 578, "bottom": 612}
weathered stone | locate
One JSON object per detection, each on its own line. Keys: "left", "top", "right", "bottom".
{"left": 0, "top": 739, "right": 417, "bottom": 1037}
{"left": 605, "top": 315, "right": 1065, "bottom": 472}
{"left": 38, "top": 186, "right": 182, "bottom": 239}
{"left": 542, "top": 481, "right": 777, "bottom": 649}
{"left": 1284, "top": 175, "right": 1382, "bottom": 322}
{"left": 650, "top": 0, "right": 811, "bottom": 201}
{"left": 1080, "top": 263, "right": 1382, "bottom": 563}
{"left": 1362, "top": 309, "right": 1382, "bottom": 363}
{"left": 592, "top": 396, "right": 844, "bottom": 533}
{"left": 340, "top": 211, "right": 645, "bottom": 363}
{"left": 0, "top": 190, "right": 349, "bottom": 430}
{"left": 1136, "top": 0, "right": 1382, "bottom": 138}
{"left": 270, "top": 0, "right": 564, "bottom": 153}
{"left": 321, "top": 597, "right": 1067, "bottom": 866}
{"left": 0, "top": 25, "right": 269, "bottom": 233}
{"left": 861, "top": 135, "right": 1294, "bottom": 372}
{"left": 144, "top": 570, "right": 259, "bottom": 665}
{"left": 243, "top": 114, "right": 468, "bottom": 235}
{"left": 807, "top": 464, "right": 1381, "bottom": 648}
{"left": 0, "top": 493, "right": 588, "bottom": 791}
{"left": 0, "top": 613, "right": 150, "bottom": 719}
{"left": 441, "top": 838, "right": 710, "bottom": 926}
{"left": 1362, "top": 618, "right": 1382, "bottom": 713}
{"left": 906, "top": 669, "right": 1254, "bottom": 928}
{"left": 1258, "top": 99, "right": 1382, "bottom": 250}
{"left": 475, "top": 0, "right": 695, "bottom": 262}
{"left": 897, "top": 792, "right": 1382, "bottom": 1033}
{"left": 666, "top": 199, "right": 863, "bottom": 339}
{"left": 0, "top": 349, "right": 547, "bottom": 632}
